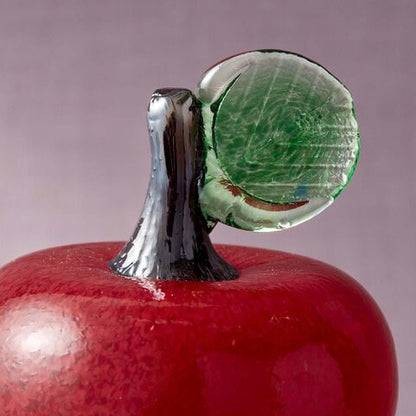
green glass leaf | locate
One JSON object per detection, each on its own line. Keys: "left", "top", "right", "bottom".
{"left": 196, "top": 50, "right": 360, "bottom": 231}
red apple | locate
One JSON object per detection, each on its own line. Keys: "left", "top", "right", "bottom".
{"left": 0, "top": 52, "right": 396, "bottom": 416}
{"left": 0, "top": 242, "right": 397, "bottom": 416}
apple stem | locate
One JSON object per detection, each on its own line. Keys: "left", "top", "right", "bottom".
{"left": 109, "top": 88, "right": 239, "bottom": 281}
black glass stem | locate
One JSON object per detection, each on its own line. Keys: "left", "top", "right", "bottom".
{"left": 109, "top": 88, "right": 238, "bottom": 281}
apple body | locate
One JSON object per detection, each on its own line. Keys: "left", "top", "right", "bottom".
{"left": 0, "top": 243, "right": 397, "bottom": 416}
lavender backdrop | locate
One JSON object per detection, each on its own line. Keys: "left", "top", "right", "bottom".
{"left": 0, "top": 1, "right": 414, "bottom": 414}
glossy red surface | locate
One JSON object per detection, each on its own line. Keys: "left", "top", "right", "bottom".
{"left": 0, "top": 243, "right": 397, "bottom": 415}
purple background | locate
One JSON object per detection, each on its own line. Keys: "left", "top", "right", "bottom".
{"left": 0, "top": 1, "right": 414, "bottom": 413}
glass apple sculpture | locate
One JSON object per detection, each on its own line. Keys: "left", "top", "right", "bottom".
{"left": 0, "top": 51, "right": 397, "bottom": 415}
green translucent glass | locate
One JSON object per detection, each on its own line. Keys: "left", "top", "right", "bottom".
{"left": 196, "top": 50, "right": 360, "bottom": 231}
